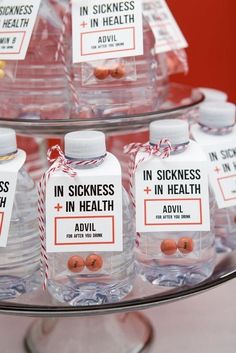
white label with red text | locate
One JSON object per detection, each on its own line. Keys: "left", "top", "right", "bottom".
{"left": 142, "top": 0, "right": 188, "bottom": 53}
{"left": 46, "top": 153, "right": 123, "bottom": 252}
{"left": 0, "top": 0, "right": 41, "bottom": 60}
{"left": 191, "top": 125, "right": 236, "bottom": 209}
{"left": 135, "top": 146, "right": 210, "bottom": 232}
{"left": 0, "top": 149, "right": 26, "bottom": 247}
{"left": 203, "top": 142, "right": 236, "bottom": 208}
{"left": 72, "top": 0, "right": 143, "bottom": 63}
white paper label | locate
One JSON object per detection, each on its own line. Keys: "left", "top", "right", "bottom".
{"left": 203, "top": 142, "right": 236, "bottom": 209}
{"left": 72, "top": 0, "right": 143, "bottom": 63}
{"left": 191, "top": 125, "right": 236, "bottom": 209}
{"left": 135, "top": 151, "right": 210, "bottom": 232}
{"left": 0, "top": 149, "right": 26, "bottom": 247}
{"left": 0, "top": 0, "right": 41, "bottom": 60}
{"left": 142, "top": 0, "right": 188, "bottom": 53}
{"left": 46, "top": 153, "right": 123, "bottom": 252}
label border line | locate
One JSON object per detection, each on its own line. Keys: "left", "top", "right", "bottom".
{"left": 0, "top": 30, "right": 26, "bottom": 55}
{"left": 80, "top": 26, "right": 135, "bottom": 56}
{"left": 144, "top": 198, "right": 203, "bottom": 226}
{"left": 0, "top": 212, "right": 4, "bottom": 236}
{"left": 217, "top": 174, "right": 236, "bottom": 201}
{"left": 54, "top": 215, "right": 115, "bottom": 246}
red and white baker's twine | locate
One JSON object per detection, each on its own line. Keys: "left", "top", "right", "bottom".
{"left": 124, "top": 139, "right": 187, "bottom": 246}
{"left": 55, "top": 0, "right": 80, "bottom": 111}
{"left": 38, "top": 145, "right": 106, "bottom": 288}
{"left": 198, "top": 123, "right": 234, "bottom": 134}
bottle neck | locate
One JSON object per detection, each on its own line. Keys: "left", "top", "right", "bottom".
{"left": 149, "top": 141, "right": 189, "bottom": 155}
{"left": 198, "top": 123, "right": 234, "bottom": 136}
{"left": 66, "top": 154, "right": 107, "bottom": 169}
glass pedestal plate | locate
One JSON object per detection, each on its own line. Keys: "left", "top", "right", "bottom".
{"left": 0, "top": 251, "right": 234, "bottom": 353}
{"left": 0, "top": 83, "right": 202, "bottom": 136}
{"left": 1, "top": 84, "right": 235, "bottom": 353}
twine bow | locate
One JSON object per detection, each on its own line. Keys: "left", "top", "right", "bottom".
{"left": 47, "top": 145, "right": 77, "bottom": 177}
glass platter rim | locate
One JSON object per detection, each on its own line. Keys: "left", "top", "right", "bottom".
{"left": 0, "top": 83, "right": 204, "bottom": 135}
{"left": 0, "top": 252, "right": 235, "bottom": 317}
{"left": 0, "top": 82, "right": 233, "bottom": 317}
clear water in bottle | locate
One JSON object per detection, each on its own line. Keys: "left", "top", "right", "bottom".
{"left": 72, "top": 17, "right": 166, "bottom": 118}
{"left": 0, "top": 129, "right": 41, "bottom": 300}
{"left": 0, "top": 0, "right": 71, "bottom": 120}
{"left": 47, "top": 131, "right": 135, "bottom": 305}
{"left": 0, "top": 1, "right": 170, "bottom": 120}
{"left": 135, "top": 120, "right": 216, "bottom": 287}
{"left": 191, "top": 102, "right": 236, "bottom": 251}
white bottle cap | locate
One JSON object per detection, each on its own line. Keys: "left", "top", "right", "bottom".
{"left": 199, "top": 87, "right": 228, "bottom": 102}
{"left": 150, "top": 119, "right": 189, "bottom": 145}
{"left": 65, "top": 130, "right": 106, "bottom": 159}
{"left": 199, "top": 102, "right": 236, "bottom": 128}
{"left": 0, "top": 128, "right": 17, "bottom": 156}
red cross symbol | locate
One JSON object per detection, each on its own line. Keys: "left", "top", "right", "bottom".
{"left": 80, "top": 21, "right": 88, "bottom": 28}
{"left": 54, "top": 203, "right": 63, "bottom": 212}
{"left": 214, "top": 166, "right": 221, "bottom": 173}
{"left": 144, "top": 186, "right": 152, "bottom": 194}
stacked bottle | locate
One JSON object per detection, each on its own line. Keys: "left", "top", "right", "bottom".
{"left": 0, "top": 1, "right": 71, "bottom": 120}
{"left": 133, "top": 119, "right": 216, "bottom": 286}
{"left": 191, "top": 102, "right": 236, "bottom": 251}
{"left": 0, "top": 0, "right": 171, "bottom": 120}
{"left": 72, "top": 18, "right": 165, "bottom": 118}
{"left": 46, "top": 131, "right": 135, "bottom": 305}
{"left": 0, "top": 128, "right": 40, "bottom": 299}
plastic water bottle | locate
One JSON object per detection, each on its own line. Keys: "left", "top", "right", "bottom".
{"left": 0, "top": 128, "right": 40, "bottom": 299}
{"left": 0, "top": 1, "right": 71, "bottom": 120}
{"left": 191, "top": 102, "right": 236, "bottom": 251}
{"left": 72, "top": 18, "right": 165, "bottom": 118}
{"left": 186, "top": 87, "right": 228, "bottom": 127}
{"left": 136, "top": 119, "right": 216, "bottom": 287}
{"left": 47, "top": 131, "right": 135, "bottom": 305}
{"left": 199, "top": 87, "right": 228, "bottom": 102}
{"left": 0, "top": 1, "right": 169, "bottom": 120}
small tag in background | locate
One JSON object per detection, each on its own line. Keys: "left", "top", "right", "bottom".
{"left": 72, "top": 0, "right": 143, "bottom": 63}
{"left": 0, "top": 150, "right": 26, "bottom": 247}
{"left": 0, "top": 0, "right": 41, "bottom": 60}
{"left": 135, "top": 158, "right": 210, "bottom": 233}
{"left": 46, "top": 153, "right": 123, "bottom": 253}
{"left": 204, "top": 142, "right": 236, "bottom": 209}
{"left": 142, "top": 0, "right": 188, "bottom": 53}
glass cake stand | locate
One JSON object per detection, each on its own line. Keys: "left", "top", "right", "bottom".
{"left": 0, "top": 83, "right": 203, "bottom": 136}
{"left": 1, "top": 84, "right": 235, "bottom": 353}
{"left": 0, "top": 251, "right": 235, "bottom": 353}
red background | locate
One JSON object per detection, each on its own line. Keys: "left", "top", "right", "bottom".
{"left": 167, "top": 0, "right": 236, "bottom": 102}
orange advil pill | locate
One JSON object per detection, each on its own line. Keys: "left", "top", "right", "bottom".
{"left": 177, "top": 237, "right": 194, "bottom": 254}
{"left": 67, "top": 255, "right": 85, "bottom": 273}
{"left": 0, "top": 60, "right": 6, "bottom": 69}
{"left": 94, "top": 66, "right": 110, "bottom": 80}
{"left": 85, "top": 254, "right": 103, "bottom": 272}
{"left": 160, "top": 239, "right": 177, "bottom": 256}
{"left": 110, "top": 64, "right": 126, "bottom": 79}
{"left": 0, "top": 69, "right": 5, "bottom": 79}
